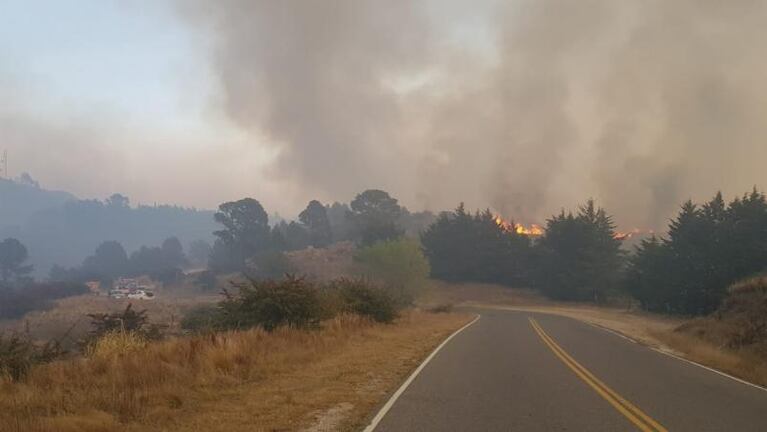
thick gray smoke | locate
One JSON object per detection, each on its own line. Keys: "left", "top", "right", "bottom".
{"left": 185, "top": 0, "right": 767, "bottom": 229}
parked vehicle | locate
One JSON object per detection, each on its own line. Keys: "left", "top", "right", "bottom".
{"left": 127, "top": 290, "right": 155, "bottom": 300}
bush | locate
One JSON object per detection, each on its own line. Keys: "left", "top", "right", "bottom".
{"left": 86, "top": 303, "right": 163, "bottom": 344}
{"left": 249, "top": 251, "right": 297, "bottom": 280}
{"left": 0, "top": 333, "right": 66, "bottom": 380}
{"left": 219, "top": 275, "right": 323, "bottom": 331}
{"left": 355, "top": 238, "right": 430, "bottom": 306}
{"left": 0, "top": 281, "right": 88, "bottom": 320}
{"left": 181, "top": 304, "right": 223, "bottom": 332}
{"left": 716, "top": 277, "right": 767, "bottom": 348}
{"left": 332, "top": 278, "right": 399, "bottom": 323}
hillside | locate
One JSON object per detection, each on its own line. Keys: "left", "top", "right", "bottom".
{"left": 0, "top": 177, "right": 216, "bottom": 276}
{"left": 0, "top": 177, "right": 76, "bottom": 229}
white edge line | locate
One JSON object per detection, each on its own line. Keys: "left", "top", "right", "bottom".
{"left": 585, "top": 322, "right": 639, "bottom": 344}
{"left": 585, "top": 321, "right": 767, "bottom": 393}
{"left": 650, "top": 347, "right": 767, "bottom": 392}
{"left": 362, "top": 314, "right": 481, "bottom": 432}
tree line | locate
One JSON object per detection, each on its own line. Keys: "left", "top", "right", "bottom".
{"left": 4, "top": 183, "right": 766, "bottom": 318}
{"left": 207, "top": 189, "right": 434, "bottom": 273}
{"left": 626, "top": 189, "right": 767, "bottom": 314}
{"left": 421, "top": 189, "right": 767, "bottom": 315}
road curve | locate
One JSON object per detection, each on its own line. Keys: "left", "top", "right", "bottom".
{"left": 369, "top": 309, "right": 767, "bottom": 432}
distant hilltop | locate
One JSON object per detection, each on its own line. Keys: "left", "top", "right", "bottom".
{"left": 0, "top": 175, "right": 77, "bottom": 228}
{"left": 0, "top": 175, "right": 215, "bottom": 277}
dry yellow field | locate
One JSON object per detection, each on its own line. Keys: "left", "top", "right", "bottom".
{"left": 0, "top": 311, "right": 470, "bottom": 432}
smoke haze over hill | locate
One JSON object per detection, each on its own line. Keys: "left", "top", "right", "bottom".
{"left": 2, "top": 0, "right": 767, "bottom": 229}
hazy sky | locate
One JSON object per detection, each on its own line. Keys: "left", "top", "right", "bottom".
{"left": 3, "top": 0, "right": 767, "bottom": 230}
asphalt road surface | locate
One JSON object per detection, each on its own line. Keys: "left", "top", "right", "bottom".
{"left": 370, "top": 309, "right": 767, "bottom": 431}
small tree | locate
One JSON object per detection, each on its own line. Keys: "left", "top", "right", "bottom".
{"left": 0, "top": 238, "right": 33, "bottom": 285}
{"left": 82, "top": 241, "right": 129, "bottom": 279}
{"left": 299, "top": 200, "right": 333, "bottom": 247}
{"left": 348, "top": 189, "right": 404, "bottom": 246}
{"left": 355, "top": 238, "right": 430, "bottom": 304}
{"left": 213, "top": 198, "right": 271, "bottom": 270}
{"left": 161, "top": 237, "right": 187, "bottom": 268}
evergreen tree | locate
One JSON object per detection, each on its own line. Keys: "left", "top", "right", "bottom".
{"left": 299, "top": 200, "right": 333, "bottom": 247}
{"left": 348, "top": 190, "right": 404, "bottom": 246}
{"left": 212, "top": 198, "right": 271, "bottom": 270}
{"left": 626, "top": 189, "right": 767, "bottom": 315}
{"left": 421, "top": 204, "right": 530, "bottom": 285}
{"left": 0, "top": 238, "right": 33, "bottom": 285}
{"left": 532, "top": 200, "right": 623, "bottom": 302}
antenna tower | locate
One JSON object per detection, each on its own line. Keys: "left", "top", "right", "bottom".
{"left": 0, "top": 150, "right": 6, "bottom": 179}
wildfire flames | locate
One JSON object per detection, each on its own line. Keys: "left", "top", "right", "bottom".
{"left": 493, "top": 216, "right": 544, "bottom": 236}
{"left": 613, "top": 228, "right": 655, "bottom": 241}
{"left": 494, "top": 215, "right": 653, "bottom": 240}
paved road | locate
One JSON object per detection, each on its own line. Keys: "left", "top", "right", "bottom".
{"left": 371, "top": 309, "right": 767, "bottom": 431}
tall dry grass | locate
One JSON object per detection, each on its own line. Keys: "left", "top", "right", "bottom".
{"left": 0, "top": 312, "right": 467, "bottom": 432}
{"left": 662, "top": 276, "right": 767, "bottom": 386}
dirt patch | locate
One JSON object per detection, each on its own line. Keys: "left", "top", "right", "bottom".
{"left": 302, "top": 402, "right": 354, "bottom": 432}
{"left": 286, "top": 242, "right": 358, "bottom": 282}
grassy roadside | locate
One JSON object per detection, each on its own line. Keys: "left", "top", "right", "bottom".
{"left": 422, "top": 280, "right": 767, "bottom": 388}
{"left": 0, "top": 311, "right": 470, "bottom": 432}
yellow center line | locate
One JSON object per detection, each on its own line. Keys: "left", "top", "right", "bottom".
{"left": 529, "top": 317, "right": 668, "bottom": 432}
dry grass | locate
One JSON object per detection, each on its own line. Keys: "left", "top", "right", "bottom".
{"left": 657, "top": 276, "right": 767, "bottom": 386}
{"left": 653, "top": 328, "right": 767, "bottom": 387}
{"left": 0, "top": 294, "right": 218, "bottom": 348}
{"left": 0, "top": 311, "right": 470, "bottom": 432}
{"left": 85, "top": 331, "right": 148, "bottom": 360}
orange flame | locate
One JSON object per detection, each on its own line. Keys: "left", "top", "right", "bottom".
{"left": 494, "top": 215, "right": 544, "bottom": 236}
{"left": 613, "top": 228, "right": 655, "bottom": 241}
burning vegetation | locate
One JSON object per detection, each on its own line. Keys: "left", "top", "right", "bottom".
{"left": 493, "top": 215, "right": 544, "bottom": 237}
{"left": 493, "top": 214, "right": 650, "bottom": 241}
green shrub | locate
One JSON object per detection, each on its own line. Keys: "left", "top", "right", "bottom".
{"left": 219, "top": 275, "right": 323, "bottom": 331}
{"left": 250, "top": 252, "right": 297, "bottom": 280}
{"left": 85, "top": 303, "right": 163, "bottom": 345}
{"left": 181, "top": 304, "right": 223, "bottom": 332}
{"left": 332, "top": 278, "right": 399, "bottom": 323}
{"left": 355, "top": 238, "right": 430, "bottom": 306}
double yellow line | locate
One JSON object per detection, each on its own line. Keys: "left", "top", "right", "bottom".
{"left": 529, "top": 318, "right": 667, "bottom": 432}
